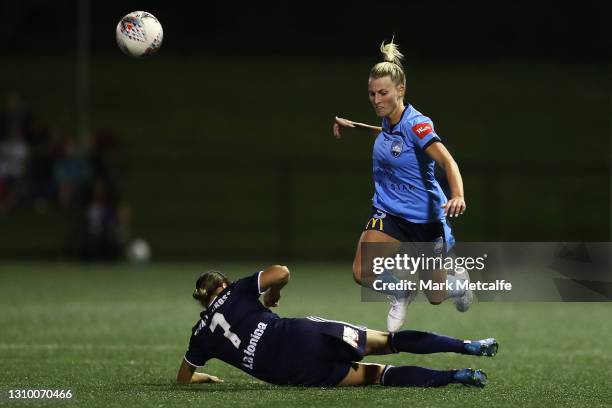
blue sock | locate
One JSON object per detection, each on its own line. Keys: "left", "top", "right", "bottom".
{"left": 389, "top": 330, "right": 466, "bottom": 354}
{"left": 381, "top": 365, "right": 457, "bottom": 387}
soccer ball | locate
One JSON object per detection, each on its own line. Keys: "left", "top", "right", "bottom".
{"left": 127, "top": 238, "right": 151, "bottom": 264}
{"left": 116, "top": 11, "right": 163, "bottom": 58}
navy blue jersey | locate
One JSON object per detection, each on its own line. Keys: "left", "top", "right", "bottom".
{"left": 184, "top": 272, "right": 287, "bottom": 383}
{"left": 183, "top": 272, "right": 367, "bottom": 386}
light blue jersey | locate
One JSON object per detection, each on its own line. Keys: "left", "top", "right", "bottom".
{"left": 372, "top": 104, "right": 447, "bottom": 223}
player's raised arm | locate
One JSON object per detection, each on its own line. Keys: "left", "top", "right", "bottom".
{"left": 176, "top": 360, "right": 223, "bottom": 385}
{"left": 333, "top": 116, "right": 381, "bottom": 139}
{"left": 259, "top": 265, "right": 290, "bottom": 308}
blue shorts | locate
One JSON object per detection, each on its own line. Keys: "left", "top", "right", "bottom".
{"left": 273, "top": 317, "right": 367, "bottom": 387}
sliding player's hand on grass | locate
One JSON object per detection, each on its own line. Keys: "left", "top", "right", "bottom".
{"left": 197, "top": 373, "right": 224, "bottom": 384}
{"left": 177, "top": 360, "right": 224, "bottom": 385}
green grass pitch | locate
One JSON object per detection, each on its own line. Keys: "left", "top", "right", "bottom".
{"left": 1, "top": 262, "right": 611, "bottom": 407}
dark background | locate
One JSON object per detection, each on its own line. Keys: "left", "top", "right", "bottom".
{"left": 0, "top": 0, "right": 610, "bottom": 260}
{"left": 2, "top": 1, "right": 611, "bottom": 61}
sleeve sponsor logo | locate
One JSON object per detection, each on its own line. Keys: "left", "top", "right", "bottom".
{"left": 411, "top": 123, "right": 433, "bottom": 139}
{"left": 342, "top": 326, "right": 359, "bottom": 349}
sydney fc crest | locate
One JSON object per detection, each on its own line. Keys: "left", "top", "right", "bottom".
{"left": 391, "top": 140, "right": 403, "bottom": 157}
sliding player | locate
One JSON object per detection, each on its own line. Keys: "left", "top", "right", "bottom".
{"left": 332, "top": 38, "right": 472, "bottom": 331}
{"left": 177, "top": 266, "right": 497, "bottom": 388}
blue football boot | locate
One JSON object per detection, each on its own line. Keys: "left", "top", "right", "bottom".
{"left": 453, "top": 368, "right": 488, "bottom": 388}
{"left": 464, "top": 338, "right": 498, "bottom": 357}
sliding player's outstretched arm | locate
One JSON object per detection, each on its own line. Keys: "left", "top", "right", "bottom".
{"left": 176, "top": 360, "right": 223, "bottom": 385}
{"left": 259, "top": 265, "right": 290, "bottom": 307}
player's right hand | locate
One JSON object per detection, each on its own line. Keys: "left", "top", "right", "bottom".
{"left": 263, "top": 290, "right": 281, "bottom": 308}
{"left": 333, "top": 116, "right": 355, "bottom": 139}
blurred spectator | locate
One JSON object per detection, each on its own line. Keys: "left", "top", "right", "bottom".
{"left": 0, "top": 128, "right": 29, "bottom": 209}
{"left": 0, "top": 92, "right": 33, "bottom": 142}
{"left": 24, "top": 118, "right": 53, "bottom": 209}
{"left": 0, "top": 92, "right": 32, "bottom": 209}
{"left": 78, "top": 178, "right": 122, "bottom": 260}
{"left": 0, "top": 92, "right": 132, "bottom": 260}
{"left": 53, "top": 133, "right": 91, "bottom": 208}
{"left": 89, "top": 129, "right": 121, "bottom": 199}
{"left": 76, "top": 131, "right": 130, "bottom": 261}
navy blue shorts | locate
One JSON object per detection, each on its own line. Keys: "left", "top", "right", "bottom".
{"left": 276, "top": 317, "right": 367, "bottom": 387}
{"left": 365, "top": 206, "right": 455, "bottom": 254}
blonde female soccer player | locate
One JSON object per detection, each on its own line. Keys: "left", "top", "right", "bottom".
{"left": 332, "top": 39, "right": 472, "bottom": 332}
{"left": 177, "top": 266, "right": 497, "bottom": 388}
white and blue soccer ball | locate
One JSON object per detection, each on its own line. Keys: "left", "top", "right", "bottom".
{"left": 116, "top": 11, "right": 163, "bottom": 58}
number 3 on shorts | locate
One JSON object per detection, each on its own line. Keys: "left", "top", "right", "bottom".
{"left": 209, "top": 312, "right": 241, "bottom": 348}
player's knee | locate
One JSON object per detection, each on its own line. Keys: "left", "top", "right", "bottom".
{"left": 426, "top": 295, "right": 444, "bottom": 305}
{"left": 424, "top": 291, "right": 445, "bottom": 305}
{"left": 365, "top": 330, "right": 391, "bottom": 355}
{"left": 364, "top": 364, "right": 384, "bottom": 385}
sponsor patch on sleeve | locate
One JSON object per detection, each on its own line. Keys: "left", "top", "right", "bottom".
{"left": 342, "top": 326, "right": 359, "bottom": 349}
{"left": 411, "top": 122, "right": 433, "bottom": 139}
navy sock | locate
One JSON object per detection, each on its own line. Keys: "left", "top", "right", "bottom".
{"left": 390, "top": 330, "right": 466, "bottom": 354}
{"left": 381, "top": 365, "right": 457, "bottom": 387}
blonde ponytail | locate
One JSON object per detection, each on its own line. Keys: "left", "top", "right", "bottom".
{"left": 370, "top": 37, "right": 406, "bottom": 88}
{"left": 380, "top": 38, "right": 404, "bottom": 67}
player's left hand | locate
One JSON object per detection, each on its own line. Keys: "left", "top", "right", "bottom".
{"left": 263, "top": 290, "right": 281, "bottom": 307}
{"left": 442, "top": 197, "right": 466, "bottom": 217}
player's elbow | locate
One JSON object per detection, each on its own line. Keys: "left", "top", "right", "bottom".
{"left": 276, "top": 265, "right": 290, "bottom": 284}
{"left": 268, "top": 265, "right": 290, "bottom": 284}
